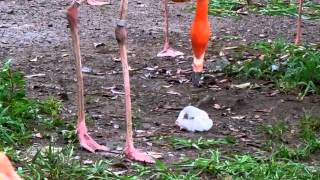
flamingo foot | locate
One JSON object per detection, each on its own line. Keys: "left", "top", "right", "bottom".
{"left": 125, "top": 147, "right": 155, "bottom": 163}
{"left": 191, "top": 72, "right": 202, "bottom": 87}
{"left": 157, "top": 47, "right": 184, "bottom": 58}
{"left": 77, "top": 121, "right": 110, "bottom": 152}
{"left": 295, "top": 35, "right": 301, "bottom": 45}
{"left": 87, "top": 0, "right": 111, "bottom": 6}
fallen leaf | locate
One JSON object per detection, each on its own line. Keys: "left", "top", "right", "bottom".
{"left": 81, "top": 66, "right": 92, "bottom": 73}
{"left": 83, "top": 160, "right": 93, "bottom": 165}
{"left": 256, "top": 107, "right": 273, "bottom": 113}
{"left": 162, "top": 105, "right": 182, "bottom": 110}
{"left": 128, "top": 66, "right": 134, "bottom": 71}
{"left": 223, "top": 46, "right": 238, "bottom": 50}
{"left": 136, "top": 130, "right": 146, "bottom": 134}
{"left": 259, "top": 34, "right": 267, "bottom": 38}
{"left": 240, "top": 138, "right": 251, "bottom": 142}
{"left": 30, "top": 57, "right": 38, "bottom": 62}
{"left": 237, "top": 10, "right": 248, "bottom": 15}
{"left": 148, "top": 151, "right": 163, "bottom": 159}
{"left": 231, "top": 115, "right": 246, "bottom": 120}
{"left": 228, "top": 126, "right": 240, "bottom": 132}
{"left": 35, "top": 133, "right": 43, "bottom": 138}
{"left": 113, "top": 170, "right": 127, "bottom": 176}
{"left": 213, "top": 104, "right": 221, "bottom": 109}
{"left": 144, "top": 66, "right": 158, "bottom": 71}
{"left": 111, "top": 89, "right": 125, "bottom": 95}
{"left": 113, "top": 57, "right": 121, "bottom": 62}
{"left": 219, "top": 79, "right": 228, "bottom": 83}
{"left": 116, "top": 146, "right": 123, "bottom": 151}
{"left": 93, "top": 42, "right": 105, "bottom": 48}
{"left": 259, "top": 55, "right": 265, "bottom": 60}
{"left": 162, "top": 85, "right": 173, "bottom": 88}
{"left": 25, "top": 73, "right": 46, "bottom": 78}
{"left": 219, "top": 50, "right": 225, "bottom": 56}
{"left": 167, "top": 90, "right": 181, "bottom": 96}
{"left": 269, "top": 90, "right": 279, "bottom": 97}
{"left": 231, "top": 82, "right": 251, "bottom": 89}
{"left": 102, "top": 85, "right": 116, "bottom": 90}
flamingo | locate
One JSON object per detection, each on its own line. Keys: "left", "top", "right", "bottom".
{"left": 295, "top": 0, "right": 303, "bottom": 45}
{"left": 0, "top": 152, "right": 21, "bottom": 180}
{"left": 190, "top": 0, "right": 210, "bottom": 86}
{"left": 66, "top": 0, "right": 154, "bottom": 163}
{"left": 157, "top": 0, "right": 184, "bottom": 57}
{"left": 159, "top": 0, "right": 210, "bottom": 86}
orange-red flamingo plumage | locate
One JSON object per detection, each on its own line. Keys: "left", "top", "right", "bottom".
{"left": 191, "top": 0, "right": 210, "bottom": 86}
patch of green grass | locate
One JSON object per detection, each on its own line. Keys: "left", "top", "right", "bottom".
{"left": 229, "top": 39, "right": 320, "bottom": 99}
{"left": 262, "top": 121, "right": 289, "bottom": 142}
{"left": 169, "top": 136, "right": 236, "bottom": 150}
{"left": 153, "top": 160, "right": 199, "bottom": 180}
{"left": 61, "top": 123, "right": 78, "bottom": 144}
{"left": 206, "top": 0, "right": 320, "bottom": 19}
{"left": 221, "top": 35, "right": 242, "bottom": 41}
{"left": 3, "top": 60, "right": 320, "bottom": 179}
{"left": 18, "top": 145, "right": 320, "bottom": 180}
{"left": 19, "top": 143, "right": 201, "bottom": 179}
{"left": 257, "top": 0, "right": 320, "bottom": 20}
{"left": 271, "top": 142, "right": 320, "bottom": 160}
{"left": 178, "top": 150, "right": 320, "bottom": 179}
{"left": 262, "top": 113, "right": 320, "bottom": 161}
{"left": 208, "top": 0, "right": 247, "bottom": 16}
{"left": 0, "top": 60, "right": 63, "bottom": 147}
{"left": 299, "top": 112, "right": 320, "bottom": 140}
{"left": 162, "top": 134, "right": 312, "bottom": 176}
{"left": 19, "top": 144, "right": 127, "bottom": 180}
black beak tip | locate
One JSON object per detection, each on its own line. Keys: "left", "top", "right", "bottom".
{"left": 191, "top": 72, "right": 202, "bottom": 87}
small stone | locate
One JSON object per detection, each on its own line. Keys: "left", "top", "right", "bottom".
{"left": 116, "top": 146, "right": 123, "bottom": 151}
{"left": 74, "top": 156, "right": 80, "bottom": 160}
{"left": 83, "top": 160, "right": 93, "bottom": 165}
{"left": 81, "top": 66, "right": 92, "bottom": 73}
{"left": 213, "top": 104, "right": 221, "bottom": 109}
{"left": 259, "top": 34, "right": 267, "bottom": 38}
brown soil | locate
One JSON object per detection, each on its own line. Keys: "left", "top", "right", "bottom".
{"left": 1, "top": 0, "right": 320, "bottom": 169}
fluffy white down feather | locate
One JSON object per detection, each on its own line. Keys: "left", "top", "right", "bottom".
{"left": 175, "top": 106, "right": 213, "bottom": 132}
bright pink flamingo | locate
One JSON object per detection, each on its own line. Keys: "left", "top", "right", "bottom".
{"left": 66, "top": 0, "right": 154, "bottom": 163}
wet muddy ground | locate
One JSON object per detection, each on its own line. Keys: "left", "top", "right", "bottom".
{"left": 1, "top": 0, "right": 320, "bottom": 168}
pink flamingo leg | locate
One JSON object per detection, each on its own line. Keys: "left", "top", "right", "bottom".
{"left": 67, "top": 1, "right": 109, "bottom": 153}
{"left": 0, "top": 153, "right": 22, "bottom": 180}
{"left": 295, "top": 0, "right": 304, "bottom": 45}
{"left": 115, "top": 0, "right": 154, "bottom": 163}
{"left": 157, "top": 0, "right": 184, "bottom": 58}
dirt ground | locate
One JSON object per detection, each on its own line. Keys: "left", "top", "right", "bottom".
{"left": 1, "top": 0, "right": 320, "bottom": 167}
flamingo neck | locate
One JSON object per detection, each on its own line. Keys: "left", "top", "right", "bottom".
{"left": 195, "top": 0, "right": 209, "bottom": 21}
